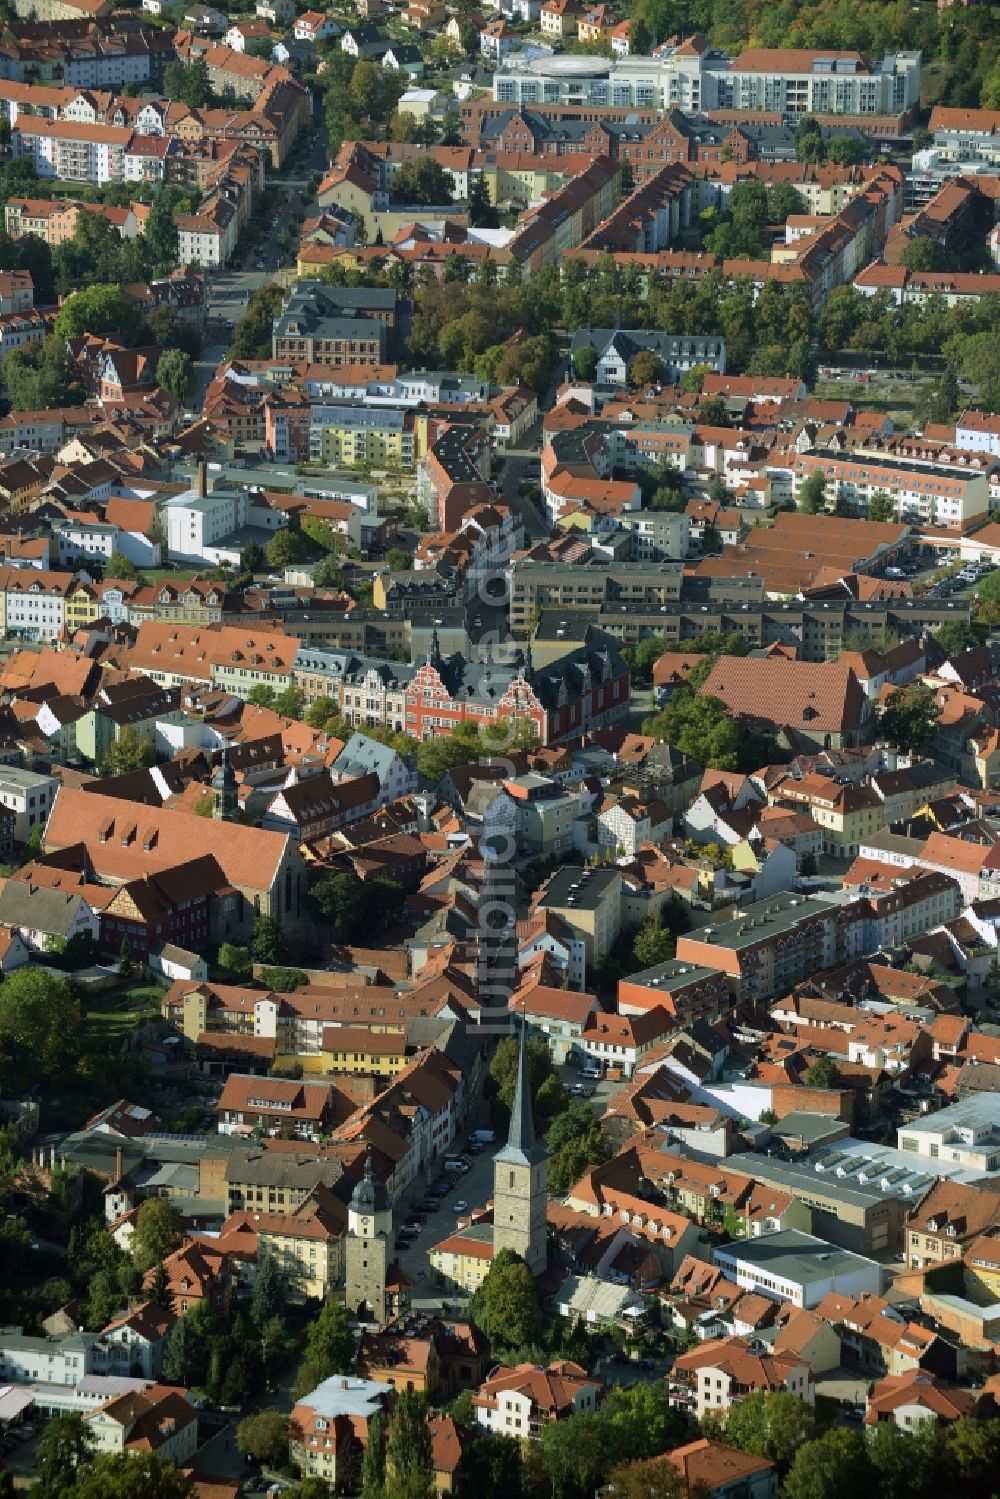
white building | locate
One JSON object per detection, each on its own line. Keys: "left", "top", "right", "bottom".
{"left": 713, "top": 1230, "right": 883, "bottom": 1310}
{"left": 163, "top": 468, "right": 287, "bottom": 565}
{"left": 896, "top": 1094, "right": 1000, "bottom": 1173}
{"left": 0, "top": 767, "right": 57, "bottom": 842}
{"left": 2, "top": 571, "right": 72, "bottom": 642}
{"left": 329, "top": 732, "right": 417, "bottom": 808}
{"left": 493, "top": 45, "right": 920, "bottom": 113}
{"left": 13, "top": 120, "right": 132, "bottom": 185}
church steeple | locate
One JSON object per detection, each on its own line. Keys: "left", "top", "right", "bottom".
{"left": 212, "top": 743, "right": 237, "bottom": 820}
{"left": 492, "top": 1011, "right": 548, "bottom": 1273}
{"left": 495, "top": 1012, "right": 547, "bottom": 1168}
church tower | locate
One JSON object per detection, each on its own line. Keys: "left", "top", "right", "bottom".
{"left": 212, "top": 744, "right": 238, "bottom": 820}
{"left": 345, "top": 1151, "right": 392, "bottom": 1325}
{"left": 492, "top": 1016, "right": 548, "bottom": 1274}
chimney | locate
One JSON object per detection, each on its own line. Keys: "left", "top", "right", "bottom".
{"left": 115, "top": 1144, "right": 124, "bottom": 1182}
{"left": 196, "top": 461, "right": 208, "bottom": 499}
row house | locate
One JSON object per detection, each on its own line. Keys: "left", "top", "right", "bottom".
{"left": 261, "top": 770, "right": 380, "bottom": 843}
{"left": 0, "top": 566, "right": 74, "bottom": 641}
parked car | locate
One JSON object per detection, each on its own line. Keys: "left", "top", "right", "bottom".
{"left": 454, "top": 1200, "right": 468, "bottom": 1212}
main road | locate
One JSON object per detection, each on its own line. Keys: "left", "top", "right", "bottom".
{"left": 192, "top": 123, "right": 330, "bottom": 409}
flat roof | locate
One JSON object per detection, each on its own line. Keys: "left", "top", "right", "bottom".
{"left": 686, "top": 892, "right": 837, "bottom": 951}
{"left": 538, "top": 865, "right": 620, "bottom": 911}
{"left": 714, "top": 1229, "right": 880, "bottom": 1284}
{"left": 298, "top": 1375, "right": 385, "bottom": 1418}
{"left": 898, "top": 1092, "right": 1000, "bottom": 1141}
{"left": 721, "top": 1150, "right": 929, "bottom": 1208}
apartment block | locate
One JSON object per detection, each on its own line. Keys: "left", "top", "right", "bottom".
{"left": 674, "top": 892, "right": 860, "bottom": 1005}
{"left": 494, "top": 43, "right": 920, "bottom": 115}
{"left": 795, "top": 449, "right": 990, "bottom": 531}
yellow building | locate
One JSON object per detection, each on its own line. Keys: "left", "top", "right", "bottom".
{"left": 964, "top": 1234, "right": 1000, "bottom": 1305}
{"left": 321, "top": 1025, "right": 407, "bottom": 1077}
{"left": 310, "top": 407, "right": 425, "bottom": 470}
{"left": 295, "top": 242, "right": 367, "bottom": 277}
{"left": 254, "top": 1184, "right": 346, "bottom": 1300}
{"left": 428, "top": 1223, "right": 495, "bottom": 1294}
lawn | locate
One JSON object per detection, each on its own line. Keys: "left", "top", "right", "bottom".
{"left": 81, "top": 982, "right": 166, "bottom": 1043}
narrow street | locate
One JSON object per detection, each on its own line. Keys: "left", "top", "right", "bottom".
{"left": 193, "top": 126, "right": 330, "bottom": 409}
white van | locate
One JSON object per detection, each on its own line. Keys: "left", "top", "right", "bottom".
{"left": 581, "top": 1062, "right": 602, "bottom": 1079}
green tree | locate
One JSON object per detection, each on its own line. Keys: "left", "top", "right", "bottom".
{"left": 162, "top": 1313, "right": 209, "bottom": 1387}
{"left": 31, "top": 1413, "right": 97, "bottom": 1499}
{"left": 237, "top": 1409, "right": 289, "bottom": 1469}
{"left": 267, "top": 528, "right": 309, "bottom": 569}
{"left": 251, "top": 914, "right": 287, "bottom": 965}
{"left": 935, "top": 619, "right": 976, "bottom": 656}
{"left": 149, "top": 1260, "right": 169, "bottom": 1307}
{"left": 453, "top": 1433, "right": 525, "bottom": 1499}
{"left": 628, "top": 350, "right": 665, "bottom": 388}
{"left": 469, "top": 1249, "right": 543, "bottom": 1350}
{"left": 100, "top": 724, "right": 156, "bottom": 777}
{"left": 900, "top": 237, "right": 949, "bottom": 273}
{"left": 642, "top": 691, "right": 738, "bottom": 772}
{"left": 131, "top": 1198, "right": 183, "bottom": 1274}
{"left": 825, "top": 134, "right": 865, "bottom": 165}
{"left": 414, "top": 731, "right": 481, "bottom": 783}
{"left": 275, "top": 686, "right": 305, "bottom": 721}
{"left": 362, "top": 1411, "right": 387, "bottom": 1499}
{"left": 469, "top": 174, "right": 499, "bottom": 229}
{"left": 386, "top": 1391, "right": 435, "bottom": 1499}
{"left": 632, "top": 916, "right": 676, "bottom": 968}
{"left": 218, "top": 942, "right": 252, "bottom": 979}
{"left": 164, "top": 58, "right": 212, "bottom": 108}
{"left": 794, "top": 116, "right": 824, "bottom": 164}
{"left": 105, "top": 550, "right": 139, "bottom": 581}
{"left": 608, "top": 1457, "right": 685, "bottom": 1499}
{"left": 54, "top": 285, "right": 142, "bottom": 343}
{"left": 708, "top": 1389, "right": 816, "bottom": 1472}
{"left": 156, "top": 348, "right": 196, "bottom": 406}
{"left": 805, "top": 1056, "right": 840, "bottom": 1090}
{"left": 295, "top": 1298, "right": 355, "bottom": 1396}
{"left": 0, "top": 967, "right": 81, "bottom": 1079}
{"left": 73, "top": 1451, "right": 196, "bottom": 1498}
{"left": 391, "top": 157, "right": 453, "bottom": 206}
{"left": 386, "top": 547, "right": 412, "bottom": 571}
{"left": 798, "top": 471, "right": 827, "bottom": 514}
{"left": 250, "top": 1252, "right": 286, "bottom": 1328}
{"left": 490, "top": 1033, "right": 553, "bottom": 1113}
{"left": 868, "top": 490, "right": 895, "bottom": 523}
{"left": 144, "top": 184, "right": 180, "bottom": 273}
{"left": 782, "top": 1428, "right": 871, "bottom": 1499}
{"left": 572, "top": 344, "right": 598, "bottom": 381}
{"left": 246, "top": 685, "right": 276, "bottom": 707}
{"left": 875, "top": 685, "right": 940, "bottom": 755}
{"left": 241, "top": 539, "right": 264, "bottom": 573}
{"left": 309, "top": 870, "right": 366, "bottom": 934}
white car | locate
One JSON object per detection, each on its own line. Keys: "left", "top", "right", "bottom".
{"left": 454, "top": 1200, "right": 468, "bottom": 1213}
